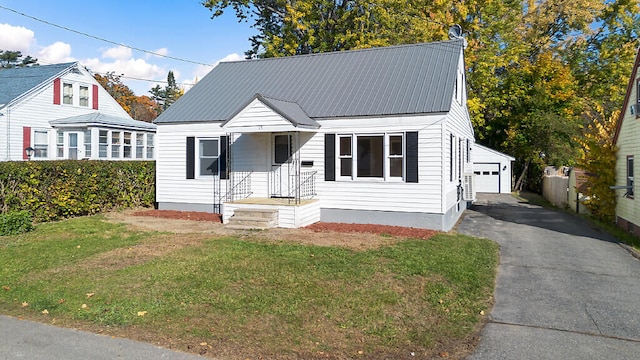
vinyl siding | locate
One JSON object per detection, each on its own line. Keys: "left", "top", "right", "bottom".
{"left": 156, "top": 123, "right": 227, "bottom": 205}
{"left": 616, "top": 72, "right": 640, "bottom": 226}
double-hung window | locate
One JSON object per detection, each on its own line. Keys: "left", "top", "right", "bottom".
{"left": 33, "top": 130, "right": 48, "bottom": 158}
{"left": 99, "top": 130, "right": 108, "bottom": 158}
{"left": 628, "top": 156, "right": 634, "bottom": 198}
{"left": 56, "top": 130, "right": 64, "bottom": 158}
{"left": 146, "top": 134, "right": 154, "bottom": 159}
{"left": 79, "top": 86, "right": 89, "bottom": 107}
{"left": 338, "top": 133, "right": 404, "bottom": 180}
{"left": 84, "top": 130, "right": 92, "bottom": 158}
{"left": 199, "top": 139, "right": 219, "bottom": 176}
{"left": 123, "top": 132, "right": 132, "bottom": 158}
{"left": 136, "top": 134, "right": 144, "bottom": 158}
{"left": 63, "top": 83, "right": 73, "bottom": 105}
{"left": 111, "top": 131, "right": 121, "bottom": 158}
{"left": 339, "top": 136, "right": 352, "bottom": 177}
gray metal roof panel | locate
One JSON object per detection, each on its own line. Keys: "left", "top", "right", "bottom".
{"left": 258, "top": 95, "right": 320, "bottom": 128}
{"left": 155, "top": 40, "right": 463, "bottom": 124}
{"left": 50, "top": 112, "right": 156, "bottom": 130}
{"left": 0, "top": 62, "right": 75, "bottom": 107}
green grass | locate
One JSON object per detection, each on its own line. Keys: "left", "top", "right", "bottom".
{"left": 0, "top": 216, "right": 498, "bottom": 359}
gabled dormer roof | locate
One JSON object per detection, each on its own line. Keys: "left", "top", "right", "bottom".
{"left": 155, "top": 40, "right": 465, "bottom": 124}
{"left": 613, "top": 48, "right": 640, "bottom": 145}
{"left": 0, "top": 62, "right": 76, "bottom": 108}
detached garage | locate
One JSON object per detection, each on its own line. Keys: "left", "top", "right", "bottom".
{"left": 473, "top": 144, "right": 515, "bottom": 194}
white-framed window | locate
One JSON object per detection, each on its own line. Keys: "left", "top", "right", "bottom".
{"left": 389, "top": 135, "right": 403, "bottom": 178}
{"left": 146, "top": 134, "right": 154, "bottom": 159}
{"left": 111, "top": 131, "right": 121, "bottom": 158}
{"left": 339, "top": 135, "right": 352, "bottom": 177}
{"left": 99, "top": 130, "right": 108, "bottom": 158}
{"left": 84, "top": 129, "right": 92, "bottom": 158}
{"left": 123, "top": 132, "right": 132, "bottom": 158}
{"left": 628, "top": 156, "right": 634, "bottom": 198}
{"left": 79, "top": 85, "right": 89, "bottom": 107}
{"left": 63, "top": 83, "right": 73, "bottom": 105}
{"left": 56, "top": 130, "right": 64, "bottom": 158}
{"left": 338, "top": 133, "right": 405, "bottom": 181}
{"left": 33, "top": 129, "right": 49, "bottom": 159}
{"left": 136, "top": 133, "right": 144, "bottom": 158}
{"left": 199, "top": 138, "right": 219, "bottom": 176}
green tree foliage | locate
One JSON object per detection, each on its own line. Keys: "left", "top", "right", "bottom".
{"left": 150, "top": 71, "right": 184, "bottom": 114}
{"left": 0, "top": 50, "right": 38, "bottom": 68}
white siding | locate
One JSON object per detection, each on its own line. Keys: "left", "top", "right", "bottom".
{"left": 156, "top": 123, "right": 227, "bottom": 206}
{"left": 226, "top": 99, "right": 292, "bottom": 131}
{"left": 616, "top": 69, "right": 640, "bottom": 226}
{"left": 1, "top": 66, "right": 132, "bottom": 161}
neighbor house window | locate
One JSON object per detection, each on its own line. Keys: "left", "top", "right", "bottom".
{"left": 56, "top": 130, "right": 64, "bottom": 158}
{"left": 99, "top": 130, "right": 108, "bottom": 158}
{"left": 111, "top": 131, "right": 121, "bottom": 158}
{"left": 79, "top": 86, "right": 89, "bottom": 107}
{"left": 33, "top": 130, "right": 48, "bottom": 158}
{"left": 339, "top": 135, "right": 352, "bottom": 177}
{"left": 63, "top": 83, "right": 73, "bottom": 105}
{"left": 628, "top": 156, "right": 634, "bottom": 198}
{"left": 123, "top": 132, "right": 132, "bottom": 158}
{"left": 146, "top": 134, "right": 154, "bottom": 159}
{"left": 136, "top": 133, "right": 144, "bottom": 158}
{"left": 84, "top": 129, "right": 91, "bottom": 158}
{"left": 199, "top": 139, "right": 219, "bottom": 176}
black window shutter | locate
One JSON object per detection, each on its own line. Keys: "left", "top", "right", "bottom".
{"left": 406, "top": 131, "right": 418, "bottom": 183}
{"left": 219, "top": 135, "right": 228, "bottom": 179}
{"left": 324, "top": 134, "right": 335, "bottom": 181}
{"left": 186, "top": 137, "right": 195, "bottom": 179}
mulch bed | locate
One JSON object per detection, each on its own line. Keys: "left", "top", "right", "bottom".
{"left": 132, "top": 209, "right": 439, "bottom": 239}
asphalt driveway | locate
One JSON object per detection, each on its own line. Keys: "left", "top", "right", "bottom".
{"left": 458, "top": 193, "right": 640, "bottom": 360}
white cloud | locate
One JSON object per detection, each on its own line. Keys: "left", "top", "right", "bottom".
{"left": 102, "top": 45, "right": 132, "bottom": 61}
{"left": 153, "top": 47, "right": 169, "bottom": 57}
{"left": 38, "top": 42, "right": 75, "bottom": 63}
{"left": 186, "top": 53, "right": 244, "bottom": 91}
{"left": 0, "top": 23, "right": 35, "bottom": 53}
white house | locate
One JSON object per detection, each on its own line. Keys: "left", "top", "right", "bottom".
{"left": 0, "top": 62, "right": 155, "bottom": 161}
{"left": 154, "top": 40, "right": 475, "bottom": 231}
{"left": 472, "top": 144, "right": 514, "bottom": 194}
{"left": 613, "top": 47, "right": 640, "bottom": 236}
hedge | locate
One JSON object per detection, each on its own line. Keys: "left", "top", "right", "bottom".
{"left": 0, "top": 160, "right": 155, "bottom": 222}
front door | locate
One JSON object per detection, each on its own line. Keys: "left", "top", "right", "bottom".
{"left": 272, "top": 134, "right": 293, "bottom": 198}
{"left": 68, "top": 133, "right": 79, "bottom": 160}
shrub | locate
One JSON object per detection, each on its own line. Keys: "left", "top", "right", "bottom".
{"left": 0, "top": 211, "right": 34, "bottom": 236}
{"left": 0, "top": 160, "right": 155, "bottom": 222}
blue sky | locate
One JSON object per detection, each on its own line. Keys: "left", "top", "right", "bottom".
{"left": 0, "top": 0, "right": 256, "bottom": 95}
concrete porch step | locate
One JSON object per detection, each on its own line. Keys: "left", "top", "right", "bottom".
{"left": 226, "top": 208, "right": 278, "bottom": 229}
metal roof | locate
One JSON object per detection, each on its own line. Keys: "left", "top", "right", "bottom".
{"left": 0, "top": 62, "right": 75, "bottom": 107}
{"left": 50, "top": 113, "right": 156, "bottom": 131}
{"left": 155, "top": 40, "right": 464, "bottom": 124}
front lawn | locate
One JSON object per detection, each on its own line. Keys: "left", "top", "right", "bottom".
{"left": 0, "top": 215, "right": 498, "bottom": 359}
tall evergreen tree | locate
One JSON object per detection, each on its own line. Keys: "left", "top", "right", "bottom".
{"left": 150, "top": 71, "right": 184, "bottom": 114}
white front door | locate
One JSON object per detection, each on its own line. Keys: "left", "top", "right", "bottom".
{"left": 272, "top": 134, "right": 293, "bottom": 198}
{"left": 68, "top": 133, "right": 79, "bottom": 160}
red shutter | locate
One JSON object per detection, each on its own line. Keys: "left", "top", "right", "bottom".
{"left": 23, "top": 127, "right": 31, "bottom": 160}
{"left": 92, "top": 84, "right": 99, "bottom": 109}
{"left": 53, "top": 78, "right": 61, "bottom": 105}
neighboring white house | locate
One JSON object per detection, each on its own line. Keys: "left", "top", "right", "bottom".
{"left": 0, "top": 62, "right": 155, "bottom": 161}
{"left": 613, "top": 47, "right": 640, "bottom": 236}
{"left": 472, "top": 144, "right": 514, "bottom": 194}
{"left": 154, "top": 40, "right": 475, "bottom": 231}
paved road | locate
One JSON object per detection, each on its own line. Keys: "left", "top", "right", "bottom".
{"left": 458, "top": 194, "right": 640, "bottom": 360}
{"left": 0, "top": 315, "right": 204, "bottom": 360}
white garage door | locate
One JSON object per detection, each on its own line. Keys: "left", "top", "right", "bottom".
{"left": 474, "top": 163, "right": 500, "bottom": 193}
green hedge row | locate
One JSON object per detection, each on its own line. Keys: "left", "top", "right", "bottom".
{"left": 0, "top": 160, "right": 155, "bottom": 222}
